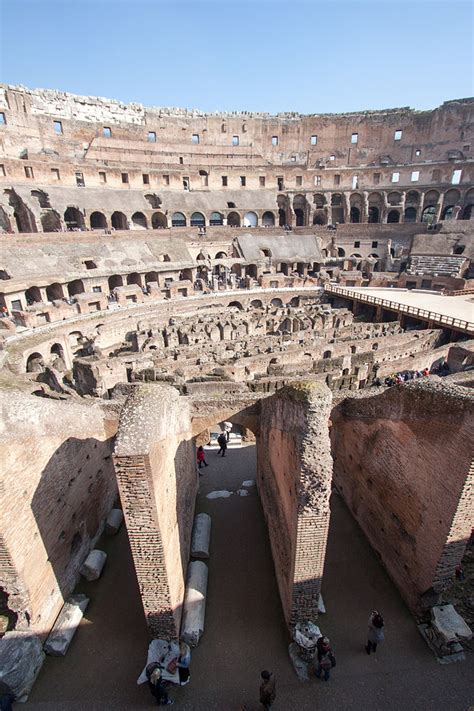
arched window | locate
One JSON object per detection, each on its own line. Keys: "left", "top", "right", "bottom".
{"left": 215, "top": 251, "right": 227, "bottom": 259}
{"left": 131, "top": 212, "right": 147, "bottom": 229}
{"left": 190, "top": 212, "right": 205, "bottom": 227}
{"left": 127, "top": 272, "right": 142, "bottom": 286}
{"left": 90, "top": 211, "right": 107, "bottom": 229}
{"left": 350, "top": 207, "right": 360, "bottom": 223}
{"left": 279, "top": 208, "right": 286, "bottom": 226}
{"left": 46, "top": 283, "right": 64, "bottom": 301}
{"left": 108, "top": 275, "right": 123, "bottom": 291}
{"left": 387, "top": 210, "right": 400, "bottom": 223}
{"left": 25, "top": 286, "right": 42, "bottom": 304}
{"left": 227, "top": 211, "right": 241, "bottom": 227}
{"left": 262, "top": 211, "right": 275, "bottom": 226}
{"left": 313, "top": 212, "right": 326, "bottom": 226}
{"left": 152, "top": 212, "right": 167, "bottom": 229}
{"left": 26, "top": 352, "right": 45, "bottom": 373}
{"left": 368, "top": 206, "right": 379, "bottom": 223}
{"left": 243, "top": 211, "right": 258, "bottom": 227}
{"left": 171, "top": 212, "right": 186, "bottom": 227}
{"left": 422, "top": 206, "right": 436, "bottom": 223}
{"left": 441, "top": 206, "right": 454, "bottom": 220}
{"left": 404, "top": 207, "right": 417, "bottom": 223}
{"left": 210, "top": 212, "right": 223, "bottom": 226}
{"left": 145, "top": 271, "right": 159, "bottom": 285}
{"left": 67, "top": 279, "right": 85, "bottom": 297}
{"left": 111, "top": 211, "right": 128, "bottom": 230}
{"left": 50, "top": 343, "right": 64, "bottom": 360}
{"left": 64, "top": 207, "right": 85, "bottom": 231}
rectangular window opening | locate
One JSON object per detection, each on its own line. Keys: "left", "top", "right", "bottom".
{"left": 143, "top": 174, "right": 150, "bottom": 185}
{"left": 232, "top": 135, "right": 239, "bottom": 146}
{"left": 314, "top": 175, "right": 321, "bottom": 186}
{"left": 0, "top": 165, "right": 6, "bottom": 176}
{"left": 310, "top": 135, "right": 318, "bottom": 145}
{"left": 51, "top": 168, "right": 60, "bottom": 180}
{"left": 24, "top": 166, "right": 34, "bottom": 178}
{"left": 394, "top": 130, "right": 402, "bottom": 141}
{"left": 147, "top": 131, "right": 156, "bottom": 142}
{"left": 54, "top": 120, "right": 62, "bottom": 135}
{"left": 259, "top": 176, "right": 265, "bottom": 187}
{"left": 411, "top": 171, "right": 419, "bottom": 182}
{"left": 277, "top": 177, "right": 284, "bottom": 190}
{"left": 75, "top": 171, "right": 85, "bottom": 187}
{"left": 103, "top": 127, "right": 112, "bottom": 138}
{"left": 240, "top": 176, "right": 246, "bottom": 187}
{"left": 121, "top": 172, "right": 129, "bottom": 184}
{"left": 296, "top": 176, "right": 302, "bottom": 186}
{"left": 373, "top": 173, "right": 380, "bottom": 184}
{"left": 391, "top": 172, "right": 400, "bottom": 183}
{"left": 272, "top": 136, "right": 279, "bottom": 146}
{"left": 372, "top": 241, "right": 378, "bottom": 248}
{"left": 191, "top": 134, "right": 199, "bottom": 144}
{"left": 334, "top": 174, "right": 341, "bottom": 186}
{"left": 351, "top": 133, "right": 358, "bottom": 144}
{"left": 163, "top": 174, "right": 170, "bottom": 185}
{"left": 354, "top": 241, "right": 360, "bottom": 248}
{"left": 452, "top": 169, "right": 462, "bottom": 185}
{"left": 222, "top": 176, "right": 228, "bottom": 186}
{"left": 99, "top": 171, "right": 107, "bottom": 184}
{"left": 352, "top": 175, "right": 359, "bottom": 189}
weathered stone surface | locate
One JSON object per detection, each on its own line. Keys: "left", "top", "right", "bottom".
{"left": 44, "top": 594, "right": 89, "bottom": 656}
{"left": 180, "top": 561, "right": 209, "bottom": 647}
{"left": 191, "top": 513, "right": 211, "bottom": 559}
{"left": 105, "top": 508, "right": 124, "bottom": 535}
{"left": 431, "top": 604, "right": 472, "bottom": 642}
{"left": 0, "top": 630, "right": 45, "bottom": 700}
{"left": 80, "top": 549, "right": 107, "bottom": 581}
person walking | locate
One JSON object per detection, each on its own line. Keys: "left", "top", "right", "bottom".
{"left": 259, "top": 670, "right": 276, "bottom": 710}
{"left": 197, "top": 445, "right": 208, "bottom": 469}
{"left": 177, "top": 641, "right": 191, "bottom": 686}
{"left": 146, "top": 663, "right": 174, "bottom": 706}
{"left": 366, "top": 611, "right": 385, "bottom": 655}
{"left": 217, "top": 432, "right": 227, "bottom": 457}
{"left": 315, "top": 636, "right": 335, "bottom": 681}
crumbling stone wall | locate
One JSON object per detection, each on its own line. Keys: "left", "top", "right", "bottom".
{"left": 331, "top": 380, "right": 474, "bottom": 612}
{"left": 0, "top": 391, "right": 117, "bottom": 635}
{"left": 113, "top": 385, "right": 196, "bottom": 639}
{"left": 257, "top": 383, "right": 333, "bottom": 626}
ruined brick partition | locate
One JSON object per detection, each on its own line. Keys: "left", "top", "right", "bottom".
{"left": 0, "top": 390, "right": 117, "bottom": 636}
{"left": 331, "top": 380, "right": 474, "bottom": 612}
{"left": 113, "top": 384, "right": 197, "bottom": 640}
{"left": 257, "top": 383, "right": 333, "bottom": 626}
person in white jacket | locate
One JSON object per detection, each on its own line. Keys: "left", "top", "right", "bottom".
{"left": 366, "top": 611, "right": 385, "bottom": 655}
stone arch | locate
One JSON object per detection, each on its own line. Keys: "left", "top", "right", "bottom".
{"left": 368, "top": 192, "right": 383, "bottom": 223}
{"left": 293, "top": 194, "right": 308, "bottom": 226}
{"left": 26, "top": 352, "right": 45, "bottom": 373}
{"left": 215, "top": 251, "right": 227, "bottom": 259}
{"left": 40, "top": 210, "right": 62, "bottom": 232}
{"left": 145, "top": 271, "right": 159, "bottom": 285}
{"left": 271, "top": 298, "right": 283, "bottom": 307}
{"left": 404, "top": 207, "right": 417, "bottom": 222}
{"left": 131, "top": 212, "right": 147, "bottom": 230}
{"left": 422, "top": 206, "right": 437, "bottom": 223}
{"left": 5, "top": 189, "right": 38, "bottom": 233}
{"left": 90, "top": 211, "right": 107, "bottom": 230}
{"left": 151, "top": 212, "right": 167, "bottom": 229}
{"left": 387, "top": 191, "right": 402, "bottom": 206}
{"left": 64, "top": 206, "right": 85, "bottom": 231}
{"left": 387, "top": 210, "right": 400, "bottom": 223}
{"left": 441, "top": 189, "right": 461, "bottom": 220}
{"left": 50, "top": 342, "right": 65, "bottom": 360}
{"left": 25, "top": 286, "right": 42, "bottom": 304}
{"left": 171, "top": 212, "right": 186, "bottom": 227}
{"left": 112, "top": 211, "right": 128, "bottom": 230}
{"left": 313, "top": 212, "right": 326, "bottom": 225}
{"left": 262, "top": 211, "right": 275, "bottom": 227}
{"left": 127, "top": 272, "right": 142, "bottom": 286}
{"left": 67, "top": 279, "right": 85, "bottom": 297}
{"left": 210, "top": 211, "right": 223, "bottom": 226}
{"left": 250, "top": 299, "right": 263, "bottom": 309}
{"left": 313, "top": 193, "right": 326, "bottom": 209}
{"left": 108, "top": 274, "right": 123, "bottom": 291}
{"left": 46, "top": 282, "right": 64, "bottom": 301}
{"left": 190, "top": 212, "right": 205, "bottom": 227}
{"left": 424, "top": 190, "right": 440, "bottom": 207}
{"left": 228, "top": 300, "right": 244, "bottom": 310}
{"left": 227, "top": 211, "right": 241, "bottom": 227}
{"left": 243, "top": 211, "right": 258, "bottom": 227}
{"left": 461, "top": 188, "right": 474, "bottom": 220}
{"left": 406, "top": 190, "right": 420, "bottom": 205}
{"left": 31, "top": 189, "right": 51, "bottom": 209}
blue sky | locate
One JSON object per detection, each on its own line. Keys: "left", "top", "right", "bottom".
{"left": 1, "top": 0, "right": 473, "bottom": 114}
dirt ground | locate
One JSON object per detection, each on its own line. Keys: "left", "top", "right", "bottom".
{"left": 26, "top": 444, "right": 473, "bottom": 710}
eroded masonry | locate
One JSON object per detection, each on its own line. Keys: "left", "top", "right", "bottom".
{"left": 0, "top": 85, "right": 473, "bottom": 697}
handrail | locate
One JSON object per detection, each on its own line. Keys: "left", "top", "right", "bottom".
{"left": 324, "top": 284, "right": 474, "bottom": 333}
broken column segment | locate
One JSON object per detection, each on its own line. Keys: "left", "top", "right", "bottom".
{"left": 80, "top": 549, "right": 107, "bottom": 581}
{"left": 105, "top": 508, "right": 124, "bottom": 535}
{"left": 180, "top": 560, "right": 208, "bottom": 647}
{"left": 43, "top": 593, "right": 89, "bottom": 656}
{"left": 191, "top": 513, "right": 211, "bottom": 559}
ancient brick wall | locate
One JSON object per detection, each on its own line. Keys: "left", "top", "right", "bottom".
{"left": 113, "top": 384, "right": 197, "bottom": 639}
{"left": 257, "top": 383, "right": 333, "bottom": 626}
{"left": 0, "top": 391, "right": 116, "bottom": 636}
{"left": 331, "top": 380, "right": 474, "bottom": 612}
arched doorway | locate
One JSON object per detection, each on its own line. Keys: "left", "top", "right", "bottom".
{"left": 67, "top": 279, "right": 85, "bottom": 297}
{"left": 227, "top": 212, "right": 241, "bottom": 227}
{"left": 422, "top": 206, "right": 437, "bottom": 223}
{"left": 313, "top": 212, "right": 326, "bottom": 226}
{"left": 350, "top": 207, "right": 360, "bottom": 223}
{"left": 278, "top": 209, "right": 286, "bottom": 227}
{"left": 131, "top": 212, "right": 147, "bottom": 230}
{"left": 262, "top": 211, "right": 275, "bottom": 227}
{"left": 293, "top": 194, "right": 308, "bottom": 226}
{"left": 210, "top": 212, "right": 223, "bottom": 226}
{"left": 171, "top": 212, "right": 186, "bottom": 227}
{"left": 46, "top": 283, "right": 64, "bottom": 301}
{"left": 243, "top": 212, "right": 258, "bottom": 227}
{"left": 190, "top": 212, "right": 206, "bottom": 227}
{"left": 90, "top": 211, "right": 107, "bottom": 229}
{"left": 404, "top": 207, "right": 417, "bottom": 223}
{"left": 64, "top": 207, "right": 85, "bottom": 231}
{"left": 368, "top": 206, "right": 379, "bottom": 223}
{"left": 387, "top": 210, "right": 400, "bottom": 223}
{"left": 26, "top": 352, "right": 45, "bottom": 373}
{"left": 294, "top": 209, "right": 304, "bottom": 226}
{"left": 108, "top": 275, "right": 123, "bottom": 291}
{"left": 25, "top": 286, "right": 42, "bottom": 305}
{"left": 127, "top": 273, "right": 142, "bottom": 287}
{"left": 152, "top": 212, "right": 167, "bottom": 229}
{"left": 111, "top": 211, "right": 128, "bottom": 230}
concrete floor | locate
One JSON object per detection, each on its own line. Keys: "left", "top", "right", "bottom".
{"left": 26, "top": 444, "right": 473, "bottom": 710}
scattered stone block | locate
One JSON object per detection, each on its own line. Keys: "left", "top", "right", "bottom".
{"left": 206, "top": 490, "right": 232, "bottom": 499}
{"left": 191, "top": 513, "right": 211, "bottom": 559}
{"left": 181, "top": 561, "right": 208, "bottom": 647}
{"left": 318, "top": 594, "right": 326, "bottom": 614}
{"left": 44, "top": 594, "right": 89, "bottom": 656}
{"left": 105, "top": 508, "right": 124, "bottom": 535}
{"left": 242, "top": 479, "right": 255, "bottom": 487}
{"left": 80, "top": 549, "right": 107, "bottom": 581}
{"left": 431, "top": 604, "right": 472, "bottom": 642}
{"left": 0, "top": 630, "right": 45, "bottom": 701}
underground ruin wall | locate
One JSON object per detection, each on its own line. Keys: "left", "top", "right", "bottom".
{"left": 331, "top": 380, "right": 474, "bottom": 613}
{"left": 0, "top": 390, "right": 117, "bottom": 636}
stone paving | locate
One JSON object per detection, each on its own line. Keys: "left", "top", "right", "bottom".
{"left": 26, "top": 444, "right": 473, "bottom": 710}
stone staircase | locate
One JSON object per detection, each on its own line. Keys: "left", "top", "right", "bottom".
{"left": 407, "top": 255, "right": 466, "bottom": 277}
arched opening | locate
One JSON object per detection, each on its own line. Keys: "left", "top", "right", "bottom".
{"left": 330, "top": 193, "right": 344, "bottom": 224}
{"left": 387, "top": 210, "right": 400, "bottom": 223}
{"left": 64, "top": 207, "right": 85, "bottom": 231}
{"left": 461, "top": 189, "right": 474, "bottom": 220}
{"left": 278, "top": 208, "right": 286, "bottom": 227}
{"left": 368, "top": 206, "right": 379, "bottom": 223}
{"left": 108, "top": 275, "right": 123, "bottom": 291}
{"left": 462, "top": 204, "right": 473, "bottom": 220}
{"left": 294, "top": 209, "right": 305, "bottom": 226}
{"left": 145, "top": 271, "right": 159, "bottom": 285}
{"left": 210, "top": 212, "right": 223, "bottom": 226}
{"left": 46, "top": 283, "right": 64, "bottom": 301}
{"left": 131, "top": 212, "right": 147, "bottom": 230}
{"left": 262, "top": 211, "right": 275, "bottom": 227}
{"left": 171, "top": 212, "right": 186, "bottom": 227}
{"left": 247, "top": 264, "right": 258, "bottom": 279}
{"left": 25, "top": 286, "right": 42, "bottom": 305}
{"left": 215, "top": 251, "right": 227, "bottom": 259}
{"left": 338, "top": 247, "right": 345, "bottom": 257}
{"left": 250, "top": 299, "right": 263, "bottom": 309}
{"left": 387, "top": 192, "right": 402, "bottom": 206}
{"left": 67, "top": 279, "right": 85, "bottom": 297}
{"left": 313, "top": 193, "right": 326, "bottom": 209}
{"left": 151, "top": 211, "right": 167, "bottom": 229}
{"left": 422, "top": 206, "right": 437, "bottom": 224}
{"left": 40, "top": 210, "right": 62, "bottom": 232}
{"left": 227, "top": 211, "right": 241, "bottom": 227}
{"left": 271, "top": 298, "right": 283, "bottom": 308}
{"left": 127, "top": 272, "right": 142, "bottom": 287}
{"left": 26, "top": 352, "right": 45, "bottom": 373}
{"left": 6, "top": 190, "right": 37, "bottom": 233}
{"left": 313, "top": 212, "right": 326, "bottom": 226}
{"left": 90, "top": 211, "right": 107, "bottom": 230}
{"left": 441, "top": 206, "right": 454, "bottom": 220}
{"left": 243, "top": 211, "right": 258, "bottom": 227}
{"left": 181, "top": 268, "right": 193, "bottom": 281}
{"left": 111, "top": 211, "right": 128, "bottom": 230}
{"left": 190, "top": 212, "right": 205, "bottom": 227}
{"left": 50, "top": 343, "right": 65, "bottom": 360}
{"left": 350, "top": 207, "right": 360, "bottom": 223}
{"left": 323, "top": 350, "right": 332, "bottom": 359}
{"left": 404, "top": 207, "right": 417, "bottom": 223}
{"left": 228, "top": 301, "right": 244, "bottom": 311}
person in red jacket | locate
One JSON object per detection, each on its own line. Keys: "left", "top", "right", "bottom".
{"left": 197, "top": 445, "right": 208, "bottom": 469}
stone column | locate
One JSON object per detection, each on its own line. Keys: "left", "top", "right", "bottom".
{"left": 362, "top": 191, "right": 369, "bottom": 223}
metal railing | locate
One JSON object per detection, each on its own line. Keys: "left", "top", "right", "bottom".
{"left": 324, "top": 284, "right": 474, "bottom": 334}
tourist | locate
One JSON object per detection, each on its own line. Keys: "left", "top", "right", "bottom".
{"left": 197, "top": 445, "right": 208, "bottom": 469}
{"left": 146, "top": 663, "right": 174, "bottom": 705}
{"left": 217, "top": 432, "right": 227, "bottom": 457}
{"left": 177, "top": 641, "right": 191, "bottom": 686}
{"left": 316, "top": 636, "right": 335, "bottom": 681}
{"left": 366, "top": 611, "right": 385, "bottom": 655}
{"left": 259, "top": 670, "right": 276, "bottom": 710}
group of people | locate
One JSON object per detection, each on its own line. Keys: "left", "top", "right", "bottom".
{"left": 374, "top": 366, "right": 431, "bottom": 387}
{"left": 145, "top": 641, "right": 191, "bottom": 706}
{"left": 197, "top": 425, "right": 231, "bottom": 468}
